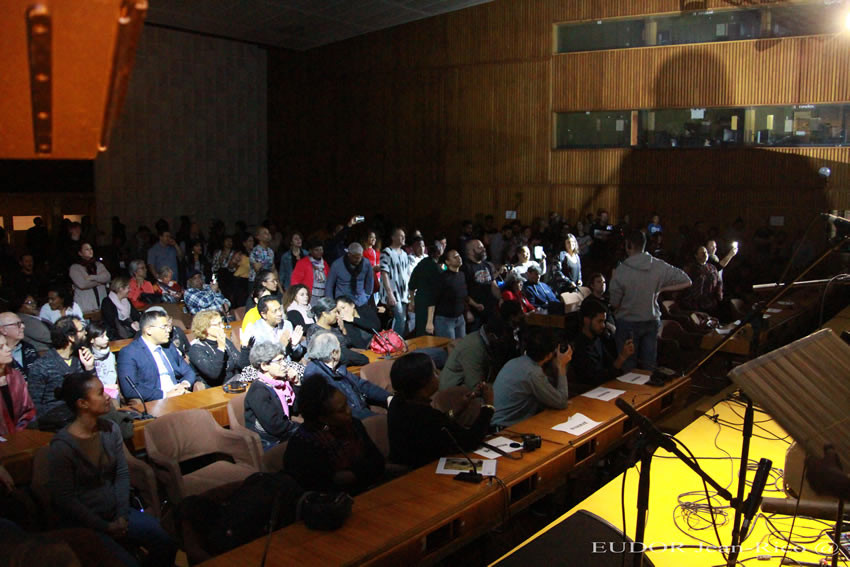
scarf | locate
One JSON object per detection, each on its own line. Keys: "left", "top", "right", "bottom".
{"left": 108, "top": 291, "right": 131, "bottom": 320}
{"left": 76, "top": 256, "right": 98, "bottom": 276}
{"left": 342, "top": 256, "right": 364, "bottom": 296}
{"left": 258, "top": 372, "right": 296, "bottom": 418}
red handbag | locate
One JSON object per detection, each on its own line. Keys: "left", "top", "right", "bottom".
{"left": 369, "top": 329, "right": 408, "bottom": 355}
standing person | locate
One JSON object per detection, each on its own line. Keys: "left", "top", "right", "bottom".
{"left": 678, "top": 246, "right": 724, "bottom": 315}
{"left": 210, "top": 235, "right": 236, "bottom": 279}
{"left": 49, "top": 372, "right": 177, "bottom": 567}
{"left": 461, "top": 239, "right": 500, "bottom": 332}
{"left": 429, "top": 249, "right": 468, "bottom": 339}
{"left": 362, "top": 231, "right": 382, "bottom": 302}
{"left": 380, "top": 228, "right": 412, "bottom": 336}
{"left": 325, "top": 243, "right": 373, "bottom": 307}
{"left": 69, "top": 242, "right": 111, "bottom": 314}
{"left": 0, "top": 334, "right": 36, "bottom": 437}
{"left": 278, "top": 232, "right": 307, "bottom": 289}
{"left": 146, "top": 230, "right": 182, "bottom": 281}
{"left": 609, "top": 229, "right": 691, "bottom": 372}
{"left": 250, "top": 226, "right": 275, "bottom": 284}
{"left": 555, "top": 234, "right": 582, "bottom": 292}
{"left": 409, "top": 239, "right": 445, "bottom": 337}
{"left": 290, "top": 240, "right": 329, "bottom": 307}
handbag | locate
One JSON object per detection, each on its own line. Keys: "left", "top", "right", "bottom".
{"left": 368, "top": 329, "right": 407, "bottom": 355}
{"left": 296, "top": 491, "right": 353, "bottom": 531}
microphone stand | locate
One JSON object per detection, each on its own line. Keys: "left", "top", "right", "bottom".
{"left": 615, "top": 399, "right": 767, "bottom": 567}
{"left": 123, "top": 376, "right": 155, "bottom": 420}
{"left": 441, "top": 427, "right": 483, "bottom": 483}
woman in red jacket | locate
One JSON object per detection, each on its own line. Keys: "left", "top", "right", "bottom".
{"left": 290, "top": 239, "right": 329, "bottom": 306}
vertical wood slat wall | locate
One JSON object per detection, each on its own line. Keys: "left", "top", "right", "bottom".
{"left": 267, "top": 0, "right": 850, "bottom": 234}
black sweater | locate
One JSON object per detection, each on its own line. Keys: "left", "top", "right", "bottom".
{"left": 244, "top": 379, "right": 300, "bottom": 447}
{"left": 188, "top": 338, "right": 249, "bottom": 387}
{"left": 387, "top": 397, "right": 494, "bottom": 469}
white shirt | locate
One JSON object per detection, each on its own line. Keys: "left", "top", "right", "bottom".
{"left": 142, "top": 337, "right": 176, "bottom": 395}
{"left": 39, "top": 302, "right": 85, "bottom": 324}
{"left": 243, "top": 317, "right": 293, "bottom": 348}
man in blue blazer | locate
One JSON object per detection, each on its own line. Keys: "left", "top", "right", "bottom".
{"left": 118, "top": 310, "right": 200, "bottom": 402}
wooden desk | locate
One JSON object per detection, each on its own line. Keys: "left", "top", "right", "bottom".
{"left": 526, "top": 313, "right": 567, "bottom": 329}
{"left": 349, "top": 335, "right": 452, "bottom": 372}
{"left": 494, "top": 399, "right": 829, "bottom": 567}
{"left": 200, "top": 374, "right": 690, "bottom": 567}
{"left": 0, "top": 429, "right": 54, "bottom": 484}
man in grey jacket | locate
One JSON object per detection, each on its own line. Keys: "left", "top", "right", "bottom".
{"left": 609, "top": 229, "right": 691, "bottom": 372}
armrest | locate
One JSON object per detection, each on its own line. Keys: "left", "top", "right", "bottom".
{"left": 144, "top": 449, "right": 186, "bottom": 503}
{"left": 210, "top": 427, "right": 263, "bottom": 471}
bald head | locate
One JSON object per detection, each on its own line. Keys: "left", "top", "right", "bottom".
{"left": 465, "top": 239, "right": 486, "bottom": 262}
{"left": 0, "top": 312, "right": 25, "bottom": 345}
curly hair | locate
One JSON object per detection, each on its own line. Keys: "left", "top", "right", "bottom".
{"left": 190, "top": 310, "right": 222, "bottom": 340}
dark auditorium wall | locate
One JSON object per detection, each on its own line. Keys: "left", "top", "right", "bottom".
{"left": 95, "top": 25, "right": 268, "bottom": 233}
{"left": 267, "top": 0, "right": 850, "bottom": 235}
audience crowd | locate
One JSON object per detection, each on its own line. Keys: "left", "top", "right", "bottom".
{"left": 0, "top": 207, "right": 816, "bottom": 565}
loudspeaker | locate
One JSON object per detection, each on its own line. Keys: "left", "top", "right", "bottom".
{"left": 494, "top": 510, "right": 656, "bottom": 567}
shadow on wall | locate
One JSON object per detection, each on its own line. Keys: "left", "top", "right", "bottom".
{"left": 614, "top": 49, "right": 831, "bottom": 235}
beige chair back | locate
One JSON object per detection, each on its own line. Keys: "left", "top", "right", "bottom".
{"left": 359, "top": 359, "right": 395, "bottom": 392}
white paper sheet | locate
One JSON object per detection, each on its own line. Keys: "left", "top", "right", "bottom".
{"left": 581, "top": 386, "right": 626, "bottom": 402}
{"left": 617, "top": 372, "right": 650, "bottom": 385}
{"left": 777, "top": 301, "right": 794, "bottom": 306}
{"left": 552, "top": 413, "right": 602, "bottom": 436}
{"left": 474, "top": 436, "right": 523, "bottom": 459}
{"left": 715, "top": 327, "right": 732, "bottom": 335}
{"left": 766, "top": 308, "right": 782, "bottom": 313}
{"left": 436, "top": 457, "right": 497, "bottom": 477}
{"left": 0, "top": 435, "right": 6, "bottom": 443}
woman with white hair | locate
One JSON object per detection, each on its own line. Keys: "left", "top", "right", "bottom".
{"left": 301, "top": 331, "right": 390, "bottom": 421}
{"left": 243, "top": 341, "right": 301, "bottom": 450}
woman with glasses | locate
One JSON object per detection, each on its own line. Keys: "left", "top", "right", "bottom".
{"left": 0, "top": 333, "right": 36, "bottom": 437}
{"left": 39, "top": 284, "right": 84, "bottom": 325}
{"left": 15, "top": 295, "right": 51, "bottom": 353}
{"left": 189, "top": 310, "right": 247, "bottom": 387}
{"left": 243, "top": 341, "right": 301, "bottom": 451}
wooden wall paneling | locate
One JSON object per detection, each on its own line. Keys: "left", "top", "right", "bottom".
{"left": 445, "top": 64, "right": 494, "bottom": 185}
{"left": 797, "top": 36, "right": 850, "bottom": 104}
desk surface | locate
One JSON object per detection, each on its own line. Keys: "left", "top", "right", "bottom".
{"left": 494, "top": 399, "right": 834, "bottom": 567}
{"left": 201, "top": 373, "right": 691, "bottom": 567}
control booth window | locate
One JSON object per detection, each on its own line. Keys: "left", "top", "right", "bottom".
{"left": 555, "top": 2, "right": 848, "bottom": 54}
{"left": 555, "top": 104, "right": 849, "bottom": 149}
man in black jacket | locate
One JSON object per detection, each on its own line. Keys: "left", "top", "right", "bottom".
{"left": 571, "top": 300, "right": 634, "bottom": 387}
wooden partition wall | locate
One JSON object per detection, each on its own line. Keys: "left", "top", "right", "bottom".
{"left": 267, "top": 0, "right": 850, "bottom": 235}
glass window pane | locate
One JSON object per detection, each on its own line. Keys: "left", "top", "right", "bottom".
{"left": 555, "top": 111, "right": 632, "bottom": 148}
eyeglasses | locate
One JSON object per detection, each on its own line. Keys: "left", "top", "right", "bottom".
{"left": 0, "top": 322, "right": 24, "bottom": 329}
{"left": 151, "top": 324, "right": 173, "bottom": 331}
{"left": 209, "top": 320, "right": 223, "bottom": 327}
{"left": 269, "top": 357, "right": 287, "bottom": 366}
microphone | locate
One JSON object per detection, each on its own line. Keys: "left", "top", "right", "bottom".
{"left": 259, "top": 489, "right": 283, "bottom": 567}
{"left": 123, "top": 376, "right": 155, "bottom": 420}
{"left": 614, "top": 398, "right": 676, "bottom": 453}
{"left": 740, "top": 458, "right": 772, "bottom": 538}
{"left": 441, "top": 426, "right": 483, "bottom": 484}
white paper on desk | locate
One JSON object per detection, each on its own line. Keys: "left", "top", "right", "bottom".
{"left": 777, "top": 300, "right": 794, "bottom": 306}
{"left": 581, "top": 386, "right": 625, "bottom": 402}
{"left": 0, "top": 435, "right": 6, "bottom": 443}
{"left": 766, "top": 308, "right": 782, "bottom": 313}
{"left": 474, "top": 436, "right": 523, "bottom": 459}
{"left": 552, "top": 413, "right": 601, "bottom": 436}
{"left": 617, "top": 372, "right": 650, "bottom": 385}
{"left": 436, "top": 457, "right": 497, "bottom": 477}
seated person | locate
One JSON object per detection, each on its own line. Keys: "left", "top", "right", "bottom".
{"left": 678, "top": 246, "right": 723, "bottom": 315}
{"left": 242, "top": 295, "right": 305, "bottom": 361}
{"left": 144, "top": 306, "right": 191, "bottom": 358}
{"left": 240, "top": 279, "right": 272, "bottom": 332}
{"left": 500, "top": 273, "right": 535, "bottom": 314}
{"left": 334, "top": 296, "right": 381, "bottom": 350}
{"left": 302, "top": 332, "right": 389, "bottom": 420}
{"left": 40, "top": 284, "right": 84, "bottom": 325}
{"left": 522, "top": 265, "right": 562, "bottom": 314}
{"left": 283, "top": 374, "right": 384, "bottom": 495}
{"left": 304, "top": 297, "right": 368, "bottom": 367}
{"left": 492, "top": 327, "right": 572, "bottom": 428}
{"left": 188, "top": 310, "right": 248, "bottom": 387}
{"left": 127, "top": 259, "right": 162, "bottom": 311}
{"left": 388, "top": 352, "right": 494, "bottom": 469}
{"left": 156, "top": 266, "right": 183, "bottom": 303}
{"left": 117, "top": 310, "right": 201, "bottom": 402}
{"left": 439, "top": 315, "right": 508, "bottom": 390}
{"left": 586, "top": 272, "right": 616, "bottom": 334}
{"left": 100, "top": 276, "right": 141, "bottom": 340}
{"left": 282, "top": 284, "right": 315, "bottom": 329}
{"left": 183, "top": 270, "right": 231, "bottom": 316}
{"left": 243, "top": 341, "right": 301, "bottom": 450}
{"left": 86, "top": 321, "right": 120, "bottom": 401}
{"left": 0, "top": 334, "right": 36, "bottom": 436}
{"left": 571, "top": 300, "right": 635, "bottom": 387}
{"left": 28, "top": 315, "right": 94, "bottom": 418}
{"left": 48, "top": 372, "right": 176, "bottom": 566}
{"left": 0, "top": 311, "right": 38, "bottom": 374}
{"left": 16, "top": 295, "right": 51, "bottom": 353}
